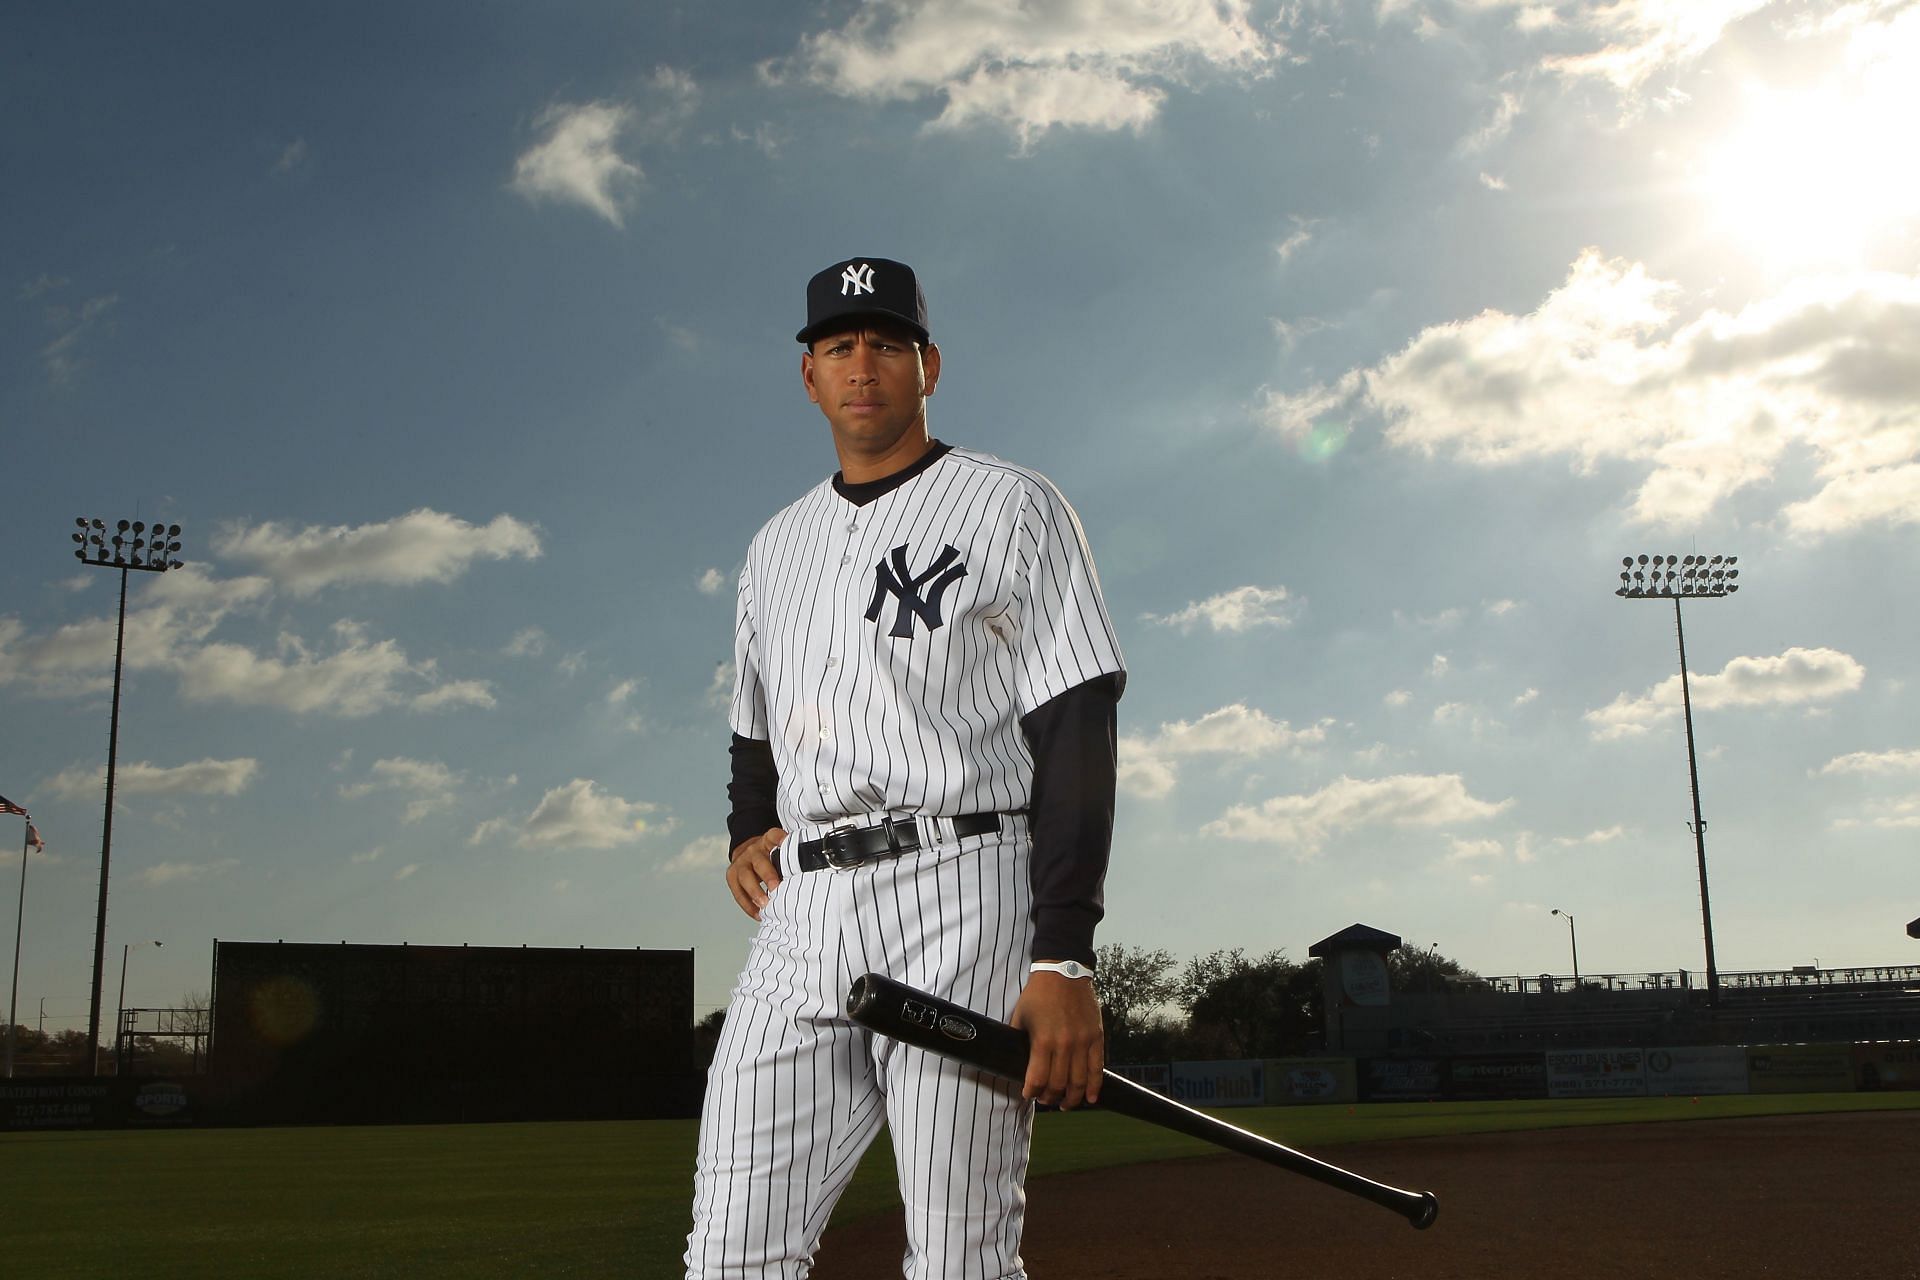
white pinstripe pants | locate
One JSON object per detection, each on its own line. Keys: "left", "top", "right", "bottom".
{"left": 685, "top": 824, "right": 1036, "bottom": 1279}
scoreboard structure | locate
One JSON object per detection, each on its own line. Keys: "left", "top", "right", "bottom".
{"left": 207, "top": 940, "right": 697, "bottom": 1124}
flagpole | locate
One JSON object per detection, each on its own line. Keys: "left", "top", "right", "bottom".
{"left": 6, "top": 819, "right": 26, "bottom": 1079}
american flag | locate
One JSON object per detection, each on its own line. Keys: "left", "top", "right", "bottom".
{"left": 0, "top": 794, "right": 27, "bottom": 818}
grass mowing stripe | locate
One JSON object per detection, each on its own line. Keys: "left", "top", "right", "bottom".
{"left": 4, "top": 1093, "right": 1916, "bottom": 1277}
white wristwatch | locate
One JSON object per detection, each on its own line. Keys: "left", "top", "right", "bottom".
{"left": 1030, "top": 960, "right": 1094, "bottom": 980}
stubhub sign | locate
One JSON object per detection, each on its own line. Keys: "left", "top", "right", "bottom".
{"left": 1170, "top": 1060, "right": 1265, "bottom": 1107}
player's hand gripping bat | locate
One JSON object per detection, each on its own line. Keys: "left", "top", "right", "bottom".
{"left": 846, "top": 972, "right": 1439, "bottom": 1230}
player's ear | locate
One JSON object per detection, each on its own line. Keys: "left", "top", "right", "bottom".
{"left": 801, "top": 349, "right": 821, "bottom": 404}
{"left": 921, "top": 342, "right": 940, "bottom": 396}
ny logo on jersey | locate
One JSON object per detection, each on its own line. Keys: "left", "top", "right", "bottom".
{"left": 866, "top": 543, "right": 968, "bottom": 638}
{"left": 840, "top": 262, "right": 876, "bottom": 296}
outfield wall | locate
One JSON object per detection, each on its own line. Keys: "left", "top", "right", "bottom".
{"left": 1111, "top": 1041, "right": 1920, "bottom": 1106}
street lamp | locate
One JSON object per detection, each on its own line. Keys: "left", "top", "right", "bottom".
{"left": 72, "top": 516, "right": 184, "bottom": 1072}
{"left": 1616, "top": 553, "right": 1739, "bottom": 1007}
{"left": 115, "top": 939, "right": 162, "bottom": 1074}
{"left": 1550, "top": 908, "right": 1580, "bottom": 987}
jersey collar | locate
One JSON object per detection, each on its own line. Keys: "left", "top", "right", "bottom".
{"left": 832, "top": 440, "right": 953, "bottom": 507}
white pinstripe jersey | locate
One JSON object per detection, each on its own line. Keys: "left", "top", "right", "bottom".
{"left": 730, "top": 445, "right": 1125, "bottom": 839}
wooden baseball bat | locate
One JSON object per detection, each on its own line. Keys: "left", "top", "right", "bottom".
{"left": 845, "top": 972, "right": 1439, "bottom": 1230}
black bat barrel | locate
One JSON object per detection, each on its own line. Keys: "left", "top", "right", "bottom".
{"left": 846, "top": 972, "right": 1439, "bottom": 1231}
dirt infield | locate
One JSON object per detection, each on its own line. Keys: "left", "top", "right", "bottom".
{"left": 817, "top": 1111, "right": 1920, "bottom": 1278}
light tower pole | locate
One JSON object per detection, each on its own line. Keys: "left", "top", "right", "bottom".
{"left": 1550, "top": 908, "right": 1580, "bottom": 986}
{"left": 71, "top": 517, "right": 184, "bottom": 1072}
{"left": 1616, "top": 553, "right": 1739, "bottom": 1007}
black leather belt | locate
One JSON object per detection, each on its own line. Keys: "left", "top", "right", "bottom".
{"left": 791, "top": 813, "right": 1001, "bottom": 873}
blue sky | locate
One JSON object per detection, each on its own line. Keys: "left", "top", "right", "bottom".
{"left": 6, "top": 0, "right": 1919, "bottom": 1032}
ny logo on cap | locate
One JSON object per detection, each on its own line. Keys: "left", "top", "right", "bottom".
{"left": 840, "top": 262, "right": 877, "bottom": 297}
{"left": 867, "top": 544, "right": 967, "bottom": 638}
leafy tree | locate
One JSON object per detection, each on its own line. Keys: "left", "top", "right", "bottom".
{"left": 693, "top": 1009, "right": 726, "bottom": 1068}
{"left": 1177, "top": 948, "right": 1322, "bottom": 1057}
{"left": 1092, "top": 943, "right": 1177, "bottom": 1059}
{"left": 1388, "top": 942, "right": 1482, "bottom": 994}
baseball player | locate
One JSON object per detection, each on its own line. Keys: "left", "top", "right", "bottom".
{"left": 684, "top": 257, "right": 1126, "bottom": 1278}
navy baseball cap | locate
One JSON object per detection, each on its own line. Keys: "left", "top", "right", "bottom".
{"left": 796, "top": 257, "right": 929, "bottom": 345}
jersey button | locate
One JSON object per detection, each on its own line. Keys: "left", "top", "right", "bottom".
{"left": 840, "top": 555, "right": 852, "bottom": 566}
{"left": 825, "top": 657, "right": 838, "bottom": 667}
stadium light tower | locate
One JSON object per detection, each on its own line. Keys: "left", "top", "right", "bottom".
{"left": 1550, "top": 908, "right": 1580, "bottom": 986}
{"left": 71, "top": 517, "right": 184, "bottom": 1072}
{"left": 1616, "top": 553, "right": 1739, "bottom": 1008}
{"left": 115, "top": 938, "right": 162, "bottom": 1072}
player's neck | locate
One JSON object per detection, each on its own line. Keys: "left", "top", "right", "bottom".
{"left": 836, "top": 428, "right": 936, "bottom": 485}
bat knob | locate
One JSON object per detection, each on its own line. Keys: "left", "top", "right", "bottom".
{"left": 1408, "top": 1192, "right": 1439, "bottom": 1230}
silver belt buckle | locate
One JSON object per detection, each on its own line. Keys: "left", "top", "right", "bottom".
{"left": 822, "top": 825, "right": 863, "bottom": 868}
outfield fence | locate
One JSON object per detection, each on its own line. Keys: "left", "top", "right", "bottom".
{"left": 1108, "top": 1039, "right": 1920, "bottom": 1106}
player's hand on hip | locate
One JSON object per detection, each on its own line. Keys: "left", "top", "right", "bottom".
{"left": 1010, "top": 970, "right": 1104, "bottom": 1110}
{"left": 725, "top": 827, "right": 786, "bottom": 921}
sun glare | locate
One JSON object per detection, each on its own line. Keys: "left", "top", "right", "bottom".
{"left": 1701, "top": 81, "right": 1920, "bottom": 269}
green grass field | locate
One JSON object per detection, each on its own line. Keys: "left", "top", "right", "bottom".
{"left": 6, "top": 1093, "right": 1917, "bottom": 1278}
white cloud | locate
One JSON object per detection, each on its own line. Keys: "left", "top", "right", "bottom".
{"left": 1142, "top": 585, "right": 1294, "bottom": 632}
{"left": 483, "top": 778, "right": 660, "bottom": 850}
{"left": 0, "top": 566, "right": 270, "bottom": 698}
{"left": 1118, "top": 703, "right": 1329, "bottom": 799}
{"left": 215, "top": 509, "right": 541, "bottom": 596}
{"left": 511, "top": 101, "right": 642, "bottom": 227}
{"left": 1459, "top": 90, "right": 1521, "bottom": 153}
{"left": 708, "top": 660, "right": 733, "bottom": 706}
{"left": 411, "top": 679, "right": 496, "bottom": 712}
{"left": 1513, "top": 687, "right": 1539, "bottom": 707}
{"left": 394, "top": 863, "right": 420, "bottom": 881}
{"left": 1274, "top": 217, "right": 1317, "bottom": 265}
{"left": 1384, "top": 689, "right": 1413, "bottom": 708}
{"left": 505, "top": 627, "right": 547, "bottom": 657}
{"left": 779, "top": 0, "right": 1277, "bottom": 146}
{"left": 1202, "top": 773, "right": 1512, "bottom": 855}
{"left": 1478, "top": 171, "right": 1508, "bottom": 190}
{"left": 351, "top": 846, "right": 384, "bottom": 865}
{"left": 45, "top": 757, "right": 260, "bottom": 800}
{"left": 1445, "top": 836, "right": 1504, "bottom": 862}
{"left": 697, "top": 568, "right": 728, "bottom": 596}
{"left": 339, "top": 757, "right": 462, "bottom": 823}
{"left": 274, "top": 138, "right": 308, "bottom": 174}
{"left": 1266, "top": 253, "right": 1920, "bottom": 532}
{"left": 41, "top": 293, "right": 119, "bottom": 384}
{"left": 1429, "top": 654, "right": 1449, "bottom": 678}
{"left": 1587, "top": 647, "right": 1866, "bottom": 740}
{"left": 172, "top": 621, "right": 483, "bottom": 719}
{"left": 607, "top": 679, "right": 639, "bottom": 707}
{"left": 1394, "top": 0, "right": 1771, "bottom": 96}
{"left": 1551, "top": 826, "right": 1626, "bottom": 847}
{"left": 1535, "top": 0, "right": 1774, "bottom": 93}
{"left": 1819, "top": 747, "right": 1920, "bottom": 777}
{"left": 665, "top": 833, "right": 728, "bottom": 874}
{"left": 138, "top": 859, "right": 240, "bottom": 886}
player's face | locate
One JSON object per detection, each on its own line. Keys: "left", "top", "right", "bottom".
{"left": 801, "top": 325, "right": 941, "bottom": 460}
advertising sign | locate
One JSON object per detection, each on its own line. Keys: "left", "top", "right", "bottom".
{"left": 1545, "top": 1048, "right": 1647, "bottom": 1098}
{"left": 1, "top": 1080, "right": 111, "bottom": 1130}
{"left": 1358, "top": 1056, "right": 1444, "bottom": 1101}
{"left": 1747, "top": 1044, "right": 1855, "bottom": 1093}
{"left": 1169, "top": 1060, "right": 1264, "bottom": 1107}
{"left": 1852, "top": 1042, "right": 1920, "bottom": 1091}
{"left": 1644, "top": 1047, "right": 1749, "bottom": 1096}
{"left": 1447, "top": 1053, "right": 1548, "bottom": 1101}
{"left": 1262, "top": 1057, "right": 1357, "bottom": 1105}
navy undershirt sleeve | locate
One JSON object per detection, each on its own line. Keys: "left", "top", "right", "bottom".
{"left": 725, "top": 671, "right": 1120, "bottom": 963}
{"left": 726, "top": 734, "right": 781, "bottom": 853}
{"left": 1020, "top": 673, "right": 1122, "bottom": 967}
